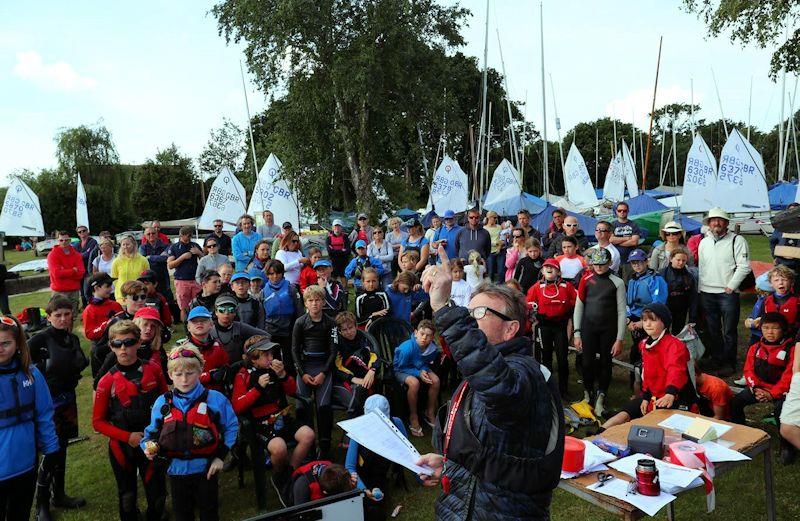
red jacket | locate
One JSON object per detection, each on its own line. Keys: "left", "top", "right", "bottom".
{"left": 744, "top": 338, "right": 795, "bottom": 398}
{"left": 231, "top": 366, "right": 296, "bottom": 418}
{"left": 82, "top": 299, "right": 124, "bottom": 341}
{"left": 526, "top": 278, "right": 576, "bottom": 321}
{"left": 298, "top": 265, "right": 318, "bottom": 293}
{"left": 47, "top": 246, "right": 86, "bottom": 292}
{"left": 640, "top": 332, "right": 691, "bottom": 400}
{"left": 189, "top": 336, "right": 230, "bottom": 392}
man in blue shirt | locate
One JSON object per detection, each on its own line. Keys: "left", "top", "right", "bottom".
{"left": 433, "top": 210, "right": 461, "bottom": 261}
{"left": 609, "top": 201, "right": 642, "bottom": 264}
{"left": 232, "top": 214, "right": 262, "bottom": 271}
{"left": 167, "top": 226, "right": 203, "bottom": 322}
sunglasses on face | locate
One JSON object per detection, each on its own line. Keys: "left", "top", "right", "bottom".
{"left": 358, "top": 217, "right": 367, "bottom": 221}
{"left": 468, "top": 215, "right": 479, "bottom": 220}
{"left": 513, "top": 234, "right": 524, "bottom": 239}
{"left": 617, "top": 209, "right": 628, "bottom": 213}
{"left": 168, "top": 349, "right": 202, "bottom": 361}
{"left": 564, "top": 223, "right": 578, "bottom": 228}
{"left": 110, "top": 337, "right": 138, "bottom": 348}
{"left": 664, "top": 231, "right": 681, "bottom": 236}
{"left": 127, "top": 293, "right": 148, "bottom": 302}
{"left": 468, "top": 306, "right": 514, "bottom": 322}
{"left": 595, "top": 228, "right": 610, "bottom": 233}
{"left": 77, "top": 229, "right": 88, "bottom": 234}
{"left": 207, "top": 243, "right": 218, "bottom": 248}
{"left": 216, "top": 305, "right": 237, "bottom": 314}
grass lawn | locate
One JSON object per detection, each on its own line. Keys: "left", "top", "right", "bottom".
{"left": 10, "top": 235, "right": 799, "bottom": 520}
{"left": 3, "top": 248, "right": 47, "bottom": 278}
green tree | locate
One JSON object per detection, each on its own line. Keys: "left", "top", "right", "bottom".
{"left": 132, "top": 144, "right": 202, "bottom": 221}
{"left": 198, "top": 118, "right": 246, "bottom": 179}
{"left": 213, "top": 0, "right": 470, "bottom": 216}
{"left": 683, "top": 0, "right": 800, "bottom": 79}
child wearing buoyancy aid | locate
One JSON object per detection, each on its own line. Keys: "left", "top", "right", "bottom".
{"left": 141, "top": 345, "right": 238, "bottom": 521}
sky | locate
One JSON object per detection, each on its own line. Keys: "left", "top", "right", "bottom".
{"left": 0, "top": 0, "right": 793, "bottom": 186}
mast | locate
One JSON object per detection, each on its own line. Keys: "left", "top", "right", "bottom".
{"left": 690, "top": 78, "right": 696, "bottom": 136}
{"left": 480, "top": 102, "right": 492, "bottom": 212}
{"left": 781, "top": 75, "right": 799, "bottom": 178}
{"left": 539, "top": 1, "right": 549, "bottom": 199}
{"left": 659, "top": 121, "right": 667, "bottom": 185}
{"left": 779, "top": 65, "right": 787, "bottom": 181}
{"left": 711, "top": 67, "right": 728, "bottom": 137}
{"left": 641, "top": 36, "right": 662, "bottom": 191}
{"left": 612, "top": 105, "right": 618, "bottom": 155}
{"left": 497, "top": 28, "right": 520, "bottom": 171}
{"left": 631, "top": 110, "right": 637, "bottom": 171}
{"left": 672, "top": 124, "right": 678, "bottom": 187}
{"left": 747, "top": 76, "right": 753, "bottom": 140}
{"left": 477, "top": 0, "right": 490, "bottom": 184}
{"left": 240, "top": 61, "right": 261, "bottom": 207}
{"left": 595, "top": 125, "right": 599, "bottom": 187}
{"left": 549, "top": 74, "right": 566, "bottom": 182}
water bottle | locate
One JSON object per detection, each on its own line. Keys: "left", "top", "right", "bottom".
{"left": 371, "top": 488, "right": 383, "bottom": 501}
{"left": 274, "top": 415, "right": 284, "bottom": 431}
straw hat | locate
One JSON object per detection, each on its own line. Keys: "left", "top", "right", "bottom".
{"left": 702, "top": 207, "right": 730, "bottom": 224}
{"left": 660, "top": 220, "right": 685, "bottom": 241}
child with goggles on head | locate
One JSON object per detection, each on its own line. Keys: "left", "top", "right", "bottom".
{"left": 141, "top": 345, "right": 238, "bottom": 521}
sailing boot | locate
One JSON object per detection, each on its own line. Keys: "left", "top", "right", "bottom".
{"left": 51, "top": 466, "right": 86, "bottom": 509}
{"left": 35, "top": 482, "right": 53, "bottom": 521}
{"left": 594, "top": 392, "right": 606, "bottom": 418}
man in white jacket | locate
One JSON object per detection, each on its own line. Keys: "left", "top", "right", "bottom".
{"left": 698, "top": 207, "right": 752, "bottom": 377}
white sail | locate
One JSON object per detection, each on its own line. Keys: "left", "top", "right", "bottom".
{"left": 621, "top": 139, "right": 639, "bottom": 197}
{"left": 198, "top": 167, "right": 247, "bottom": 232}
{"left": 716, "top": 128, "right": 769, "bottom": 212}
{"left": 680, "top": 134, "right": 718, "bottom": 213}
{"left": 602, "top": 151, "right": 625, "bottom": 202}
{"left": 247, "top": 153, "right": 300, "bottom": 230}
{"left": 76, "top": 174, "right": 89, "bottom": 230}
{"left": 485, "top": 158, "right": 521, "bottom": 206}
{"left": 431, "top": 155, "right": 470, "bottom": 214}
{"left": 0, "top": 178, "right": 45, "bottom": 237}
{"left": 563, "top": 143, "right": 599, "bottom": 209}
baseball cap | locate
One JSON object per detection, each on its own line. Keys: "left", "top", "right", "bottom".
{"left": 357, "top": 213, "right": 368, "bottom": 220}
{"left": 587, "top": 248, "right": 612, "bottom": 265}
{"left": 138, "top": 270, "right": 158, "bottom": 283}
{"left": 314, "top": 259, "right": 332, "bottom": 269}
{"left": 186, "top": 306, "right": 212, "bottom": 321}
{"left": 282, "top": 221, "right": 293, "bottom": 230}
{"left": 443, "top": 210, "right": 455, "bottom": 219}
{"left": 628, "top": 249, "right": 647, "bottom": 262}
{"left": 542, "top": 258, "right": 561, "bottom": 271}
{"left": 230, "top": 272, "right": 250, "bottom": 283}
{"left": 332, "top": 219, "right": 343, "bottom": 227}
{"left": 214, "top": 293, "right": 238, "bottom": 308}
{"left": 88, "top": 272, "right": 115, "bottom": 289}
{"left": 248, "top": 269, "right": 266, "bottom": 282}
{"left": 245, "top": 338, "right": 280, "bottom": 355}
{"left": 133, "top": 307, "right": 162, "bottom": 325}
{"left": 355, "top": 240, "right": 367, "bottom": 249}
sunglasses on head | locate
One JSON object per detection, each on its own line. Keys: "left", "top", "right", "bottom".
{"left": 110, "top": 337, "right": 138, "bottom": 348}
{"left": 0, "top": 316, "right": 18, "bottom": 331}
{"left": 169, "top": 349, "right": 202, "bottom": 361}
{"left": 216, "top": 305, "right": 237, "bottom": 314}
{"left": 128, "top": 293, "right": 148, "bottom": 302}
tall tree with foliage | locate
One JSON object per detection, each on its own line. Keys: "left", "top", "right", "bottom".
{"left": 212, "top": 0, "right": 471, "bottom": 215}
{"left": 132, "top": 144, "right": 202, "bottom": 221}
{"left": 198, "top": 118, "right": 246, "bottom": 179}
{"left": 683, "top": 0, "right": 800, "bottom": 78}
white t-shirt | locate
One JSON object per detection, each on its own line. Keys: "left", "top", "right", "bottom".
{"left": 92, "top": 254, "right": 115, "bottom": 274}
{"left": 450, "top": 279, "right": 473, "bottom": 307}
{"left": 464, "top": 264, "right": 486, "bottom": 288}
{"left": 275, "top": 250, "right": 304, "bottom": 284}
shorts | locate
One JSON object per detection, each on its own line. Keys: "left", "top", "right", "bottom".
{"left": 174, "top": 280, "right": 201, "bottom": 311}
{"left": 780, "top": 373, "right": 800, "bottom": 427}
{"left": 253, "top": 416, "right": 301, "bottom": 445}
{"left": 395, "top": 372, "right": 418, "bottom": 386}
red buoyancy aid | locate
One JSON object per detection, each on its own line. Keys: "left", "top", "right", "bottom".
{"left": 108, "top": 363, "right": 163, "bottom": 431}
{"left": 764, "top": 294, "right": 800, "bottom": 332}
{"left": 526, "top": 279, "right": 576, "bottom": 321}
{"left": 328, "top": 233, "right": 346, "bottom": 252}
{"left": 292, "top": 460, "right": 332, "bottom": 501}
{"left": 157, "top": 390, "right": 220, "bottom": 459}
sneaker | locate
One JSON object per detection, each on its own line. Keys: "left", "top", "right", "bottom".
{"left": 733, "top": 376, "right": 746, "bottom": 386}
{"left": 594, "top": 392, "right": 606, "bottom": 418}
{"left": 583, "top": 390, "right": 592, "bottom": 403}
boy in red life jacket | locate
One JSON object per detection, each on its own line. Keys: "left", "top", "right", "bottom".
{"left": 526, "top": 258, "right": 576, "bottom": 396}
{"left": 93, "top": 320, "right": 169, "bottom": 521}
{"left": 298, "top": 248, "right": 323, "bottom": 293}
{"left": 602, "top": 303, "right": 698, "bottom": 429}
{"left": 181, "top": 306, "right": 231, "bottom": 393}
{"left": 760, "top": 265, "right": 800, "bottom": 338}
{"left": 732, "top": 314, "right": 795, "bottom": 434}
{"left": 291, "top": 461, "right": 354, "bottom": 506}
{"left": 137, "top": 270, "right": 173, "bottom": 327}
{"left": 141, "top": 345, "right": 238, "bottom": 521}
{"left": 232, "top": 336, "right": 315, "bottom": 510}
{"left": 82, "top": 272, "right": 123, "bottom": 343}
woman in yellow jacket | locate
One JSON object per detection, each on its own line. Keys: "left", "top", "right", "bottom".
{"left": 110, "top": 235, "right": 151, "bottom": 301}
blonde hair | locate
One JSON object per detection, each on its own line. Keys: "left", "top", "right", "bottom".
{"left": 388, "top": 217, "right": 402, "bottom": 228}
{"left": 167, "top": 345, "right": 203, "bottom": 373}
{"left": 485, "top": 211, "right": 498, "bottom": 224}
{"left": 119, "top": 235, "right": 139, "bottom": 258}
{"left": 304, "top": 284, "right": 326, "bottom": 303}
{"left": 400, "top": 250, "right": 419, "bottom": 264}
{"left": 108, "top": 320, "right": 141, "bottom": 342}
{"left": 467, "top": 250, "right": 483, "bottom": 272}
{"left": 133, "top": 316, "right": 162, "bottom": 351}
{"left": 768, "top": 264, "right": 795, "bottom": 284}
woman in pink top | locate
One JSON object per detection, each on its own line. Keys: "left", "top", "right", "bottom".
{"left": 504, "top": 228, "right": 527, "bottom": 281}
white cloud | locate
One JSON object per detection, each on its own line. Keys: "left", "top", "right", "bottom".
{"left": 12, "top": 50, "right": 97, "bottom": 92}
{"left": 604, "top": 85, "right": 704, "bottom": 128}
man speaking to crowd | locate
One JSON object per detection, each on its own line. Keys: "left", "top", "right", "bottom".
{"left": 417, "top": 246, "right": 564, "bottom": 520}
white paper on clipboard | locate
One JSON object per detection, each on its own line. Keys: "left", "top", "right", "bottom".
{"left": 338, "top": 410, "right": 434, "bottom": 475}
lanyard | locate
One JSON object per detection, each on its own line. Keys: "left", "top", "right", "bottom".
{"left": 441, "top": 381, "right": 470, "bottom": 493}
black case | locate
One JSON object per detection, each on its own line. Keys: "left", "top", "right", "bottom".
{"left": 627, "top": 425, "right": 664, "bottom": 459}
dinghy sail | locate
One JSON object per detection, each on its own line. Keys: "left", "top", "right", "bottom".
{"left": 621, "top": 140, "right": 639, "bottom": 197}
{"left": 199, "top": 167, "right": 247, "bottom": 232}
{"left": 431, "top": 155, "right": 470, "bottom": 214}
{"left": 680, "top": 134, "right": 717, "bottom": 213}
{"left": 485, "top": 158, "right": 522, "bottom": 207}
{"left": 247, "top": 153, "right": 300, "bottom": 230}
{"left": 76, "top": 174, "right": 89, "bottom": 230}
{"left": 715, "top": 128, "right": 769, "bottom": 213}
{"left": 563, "top": 143, "right": 599, "bottom": 209}
{"left": 0, "top": 177, "right": 45, "bottom": 237}
{"left": 602, "top": 151, "right": 625, "bottom": 203}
